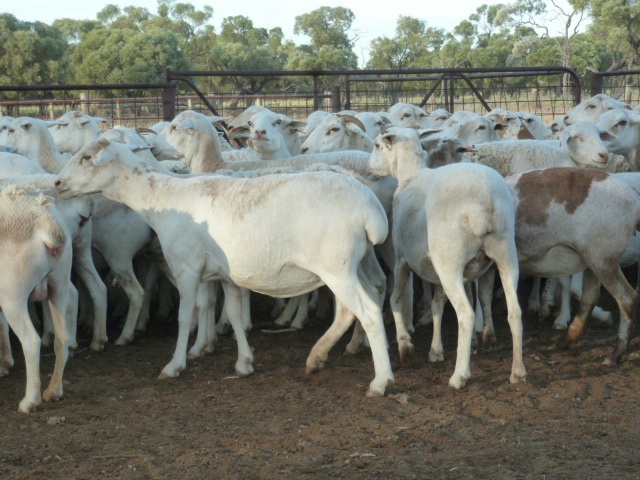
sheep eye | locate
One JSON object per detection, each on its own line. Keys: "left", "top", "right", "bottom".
{"left": 477, "top": 125, "right": 486, "bottom": 130}
{"left": 587, "top": 104, "right": 596, "bottom": 109}
{"left": 327, "top": 127, "right": 340, "bottom": 135}
{"left": 81, "top": 155, "right": 91, "bottom": 163}
{"left": 247, "top": 121, "right": 253, "bottom": 127}
{"left": 402, "top": 113, "right": 411, "bottom": 119}
{"left": 619, "top": 120, "right": 628, "bottom": 126}
{"left": 275, "top": 119, "right": 282, "bottom": 125}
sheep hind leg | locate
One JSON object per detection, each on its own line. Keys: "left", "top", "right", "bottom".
{"left": 486, "top": 238, "right": 526, "bottom": 384}
{"left": 557, "top": 268, "right": 599, "bottom": 352}
{"left": 429, "top": 284, "right": 447, "bottom": 363}
{"left": 188, "top": 282, "right": 218, "bottom": 359}
{"left": 111, "top": 264, "right": 145, "bottom": 346}
{"left": 596, "top": 267, "right": 638, "bottom": 365}
{"left": 42, "top": 279, "right": 71, "bottom": 404}
{"left": 311, "top": 251, "right": 393, "bottom": 396}
{"left": 2, "top": 301, "right": 43, "bottom": 413}
{"left": 0, "top": 313, "right": 14, "bottom": 376}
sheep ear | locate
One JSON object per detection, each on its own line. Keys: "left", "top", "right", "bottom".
{"left": 228, "top": 125, "right": 250, "bottom": 139}
{"left": 45, "top": 120, "right": 66, "bottom": 128}
{"left": 176, "top": 119, "right": 196, "bottom": 131}
{"left": 93, "top": 140, "right": 115, "bottom": 166}
{"left": 287, "top": 120, "right": 307, "bottom": 133}
{"left": 599, "top": 130, "right": 616, "bottom": 142}
{"left": 417, "top": 128, "right": 441, "bottom": 139}
{"left": 379, "top": 133, "right": 396, "bottom": 147}
{"left": 20, "top": 121, "right": 33, "bottom": 131}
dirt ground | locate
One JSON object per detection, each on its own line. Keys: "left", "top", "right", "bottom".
{"left": 2, "top": 282, "right": 640, "bottom": 480}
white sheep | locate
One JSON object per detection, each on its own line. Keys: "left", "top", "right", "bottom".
{"left": 434, "top": 111, "right": 503, "bottom": 144}
{"left": 55, "top": 138, "right": 395, "bottom": 397}
{"left": 597, "top": 107, "right": 640, "bottom": 171}
{"left": 386, "top": 102, "right": 431, "bottom": 129}
{"left": 517, "top": 111, "right": 553, "bottom": 139}
{"left": 428, "top": 109, "right": 452, "bottom": 129}
{"left": 3, "top": 116, "right": 154, "bottom": 347}
{"left": 355, "top": 111, "right": 391, "bottom": 139}
{"left": 0, "top": 186, "right": 73, "bottom": 412}
{"left": 227, "top": 108, "right": 307, "bottom": 160}
{"left": 467, "top": 120, "right": 616, "bottom": 176}
{"left": 47, "top": 111, "right": 107, "bottom": 155}
{"left": 300, "top": 113, "right": 373, "bottom": 154}
{"left": 564, "top": 93, "right": 630, "bottom": 126}
{"left": 365, "top": 126, "right": 525, "bottom": 388}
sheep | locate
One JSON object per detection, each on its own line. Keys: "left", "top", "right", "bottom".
{"left": 0, "top": 115, "right": 15, "bottom": 146}
{"left": 365, "top": 126, "right": 525, "bottom": 388}
{"left": 597, "top": 107, "right": 640, "bottom": 171}
{"left": 466, "top": 120, "right": 617, "bottom": 176}
{"left": 0, "top": 170, "right": 107, "bottom": 351}
{"left": 227, "top": 108, "right": 307, "bottom": 160}
{"left": 55, "top": 138, "right": 395, "bottom": 396}
{"left": 227, "top": 106, "right": 305, "bottom": 157}
{"left": 434, "top": 111, "right": 503, "bottom": 144}
{"left": 300, "top": 113, "right": 373, "bottom": 154}
{"left": 484, "top": 108, "right": 535, "bottom": 140}
{"left": 0, "top": 186, "right": 73, "bottom": 412}
{"left": 564, "top": 93, "right": 630, "bottom": 126}
{"left": 301, "top": 110, "right": 331, "bottom": 142}
{"left": 355, "top": 111, "right": 391, "bottom": 139}
{"left": 3, "top": 116, "right": 154, "bottom": 347}
{"left": 47, "top": 111, "right": 107, "bottom": 155}
{"left": 428, "top": 109, "right": 452, "bottom": 129}
{"left": 507, "top": 167, "right": 640, "bottom": 364}
{"left": 386, "top": 102, "right": 431, "bottom": 129}
{"left": 517, "top": 111, "right": 553, "bottom": 140}
{"left": 548, "top": 114, "right": 567, "bottom": 137}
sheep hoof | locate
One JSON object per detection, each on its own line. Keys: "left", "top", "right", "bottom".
{"left": 42, "top": 387, "right": 63, "bottom": 403}
{"left": 366, "top": 377, "right": 391, "bottom": 397}
{"left": 115, "top": 334, "right": 135, "bottom": 346}
{"left": 19, "top": 397, "right": 40, "bottom": 414}
{"left": 448, "top": 373, "right": 469, "bottom": 389}
{"left": 344, "top": 342, "right": 361, "bottom": 356}
{"left": 399, "top": 342, "right": 415, "bottom": 363}
{"left": 552, "top": 321, "right": 568, "bottom": 330}
{"left": 428, "top": 350, "right": 444, "bottom": 363}
{"left": 510, "top": 371, "right": 527, "bottom": 384}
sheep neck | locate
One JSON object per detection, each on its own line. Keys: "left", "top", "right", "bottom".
{"left": 25, "top": 134, "right": 68, "bottom": 174}
{"left": 187, "top": 128, "right": 227, "bottom": 174}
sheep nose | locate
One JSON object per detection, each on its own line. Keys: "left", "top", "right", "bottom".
{"left": 599, "top": 152, "right": 609, "bottom": 161}
{"left": 301, "top": 147, "right": 309, "bottom": 154}
{"left": 54, "top": 179, "right": 61, "bottom": 187}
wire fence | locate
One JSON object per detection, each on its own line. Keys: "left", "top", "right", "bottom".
{"left": 0, "top": 67, "right": 635, "bottom": 126}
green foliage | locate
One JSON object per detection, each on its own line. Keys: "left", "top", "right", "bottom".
{"left": 0, "top": 15, "right": 68, "bottom": 88}
{"left": 1, "top": 0, "right": 640, "bottom": 96}
{"left": 69, "top": 27, "right": 190, "bottom": 85}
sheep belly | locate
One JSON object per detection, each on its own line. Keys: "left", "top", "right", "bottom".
{"left": 519, "top": 245, "right": 586, "bottom": 277}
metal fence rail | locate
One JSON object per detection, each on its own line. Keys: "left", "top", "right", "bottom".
{"left": 0, "top": 66, "right": 623, "bottom": 127}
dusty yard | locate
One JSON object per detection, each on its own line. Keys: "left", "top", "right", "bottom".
{"left": 1, "top": 284, "right": 640, "bottom": 480}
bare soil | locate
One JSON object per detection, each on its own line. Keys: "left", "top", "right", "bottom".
{"left": 2, "top": 283, "right": 640, "bottom": 480}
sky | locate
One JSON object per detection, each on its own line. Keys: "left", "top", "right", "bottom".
{"left": 2, "top": 0, "right": 579, "bottom": 65}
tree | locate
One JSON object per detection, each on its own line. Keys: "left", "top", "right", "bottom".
{"left": 69, "top": 27, "right": 190, "bottom": 86}
{"left": 0, "top": 15, "right": 68, "bottom": 88}
{"left": 589, "top": 0, "right": 640, "bottom": 70}
{"left": 367, "top": 16, "right": 445, "bottom": 69}
{"left": 288, "top": 7, "right": 358, "bottom": 70}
